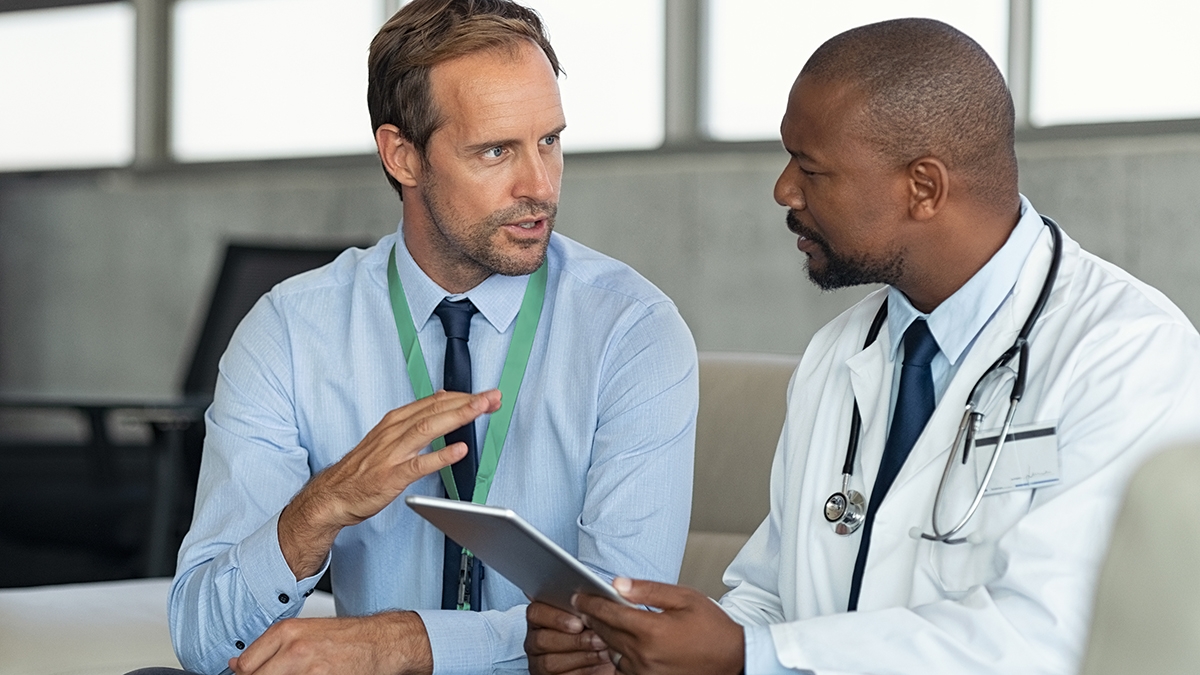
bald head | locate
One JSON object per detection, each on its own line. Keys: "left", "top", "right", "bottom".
{"left": 801, "top": 18, "right": 1018, "bottom": 213}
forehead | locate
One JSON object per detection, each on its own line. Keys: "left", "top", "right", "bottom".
{"left": 780, "top": 75, "right": 869, "bottom": 158}
{"left": 428, "top": 41, "right": 564, "bottom": 143}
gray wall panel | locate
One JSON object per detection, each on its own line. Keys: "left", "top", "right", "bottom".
{"left": 2, "top": 135, "right": 1199, "bottom": 398}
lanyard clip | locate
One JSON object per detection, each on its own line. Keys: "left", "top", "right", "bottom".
{"left": 456, "top": 550, "right": 474, "bottom": 611}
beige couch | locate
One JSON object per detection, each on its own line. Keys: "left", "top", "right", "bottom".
{"left": 679, "top": 351, "right": 800, "bottom": 599}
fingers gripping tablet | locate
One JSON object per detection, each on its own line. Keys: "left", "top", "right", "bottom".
{"left": 405, "top": 495, "right": 638, "bottom": 613}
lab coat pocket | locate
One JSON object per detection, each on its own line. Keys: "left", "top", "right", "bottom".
{"left": 927, "top": 490, "right": 1030, "bottom": 595}
{"left": 927, "top": 536, "right": 992, "bottom": 597}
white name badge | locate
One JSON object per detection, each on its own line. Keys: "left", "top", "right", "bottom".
{"left": 972, "top": 422, "right": 1061, "bottom": 494}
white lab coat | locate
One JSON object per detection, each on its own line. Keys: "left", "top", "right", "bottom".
{"left": 720, "top": 222, "right": 1200, "bottom": 675}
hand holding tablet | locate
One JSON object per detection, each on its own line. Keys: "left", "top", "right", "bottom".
{"left": 406, "top": 495, "right": 638, "bottom": 613}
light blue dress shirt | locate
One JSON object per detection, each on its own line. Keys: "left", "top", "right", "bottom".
{"left": 743, "top": 196, "right": 1046, "bottom": 674}
{"left": 169, "top": 225, "right": 698, "bottom": 675}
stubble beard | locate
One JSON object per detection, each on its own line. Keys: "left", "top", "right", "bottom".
{"left": 422, "top": 174, "right": 558, "bottom": 279}
{"left": 785, "top": 210, "right": 903, "bottom": 291}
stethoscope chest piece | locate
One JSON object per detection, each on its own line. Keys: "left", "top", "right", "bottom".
{"left": 824, "top": 487, "right": 866, "bottom": 535}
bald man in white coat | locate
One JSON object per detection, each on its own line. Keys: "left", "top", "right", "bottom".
{"left": 527, "top": 17, "right": 1200, "bottom": 675}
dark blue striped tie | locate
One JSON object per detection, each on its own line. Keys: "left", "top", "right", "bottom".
{"left": 847, "top": 318, "right": 939, "bottom": 610}
{"left": 433, "top": 297, "right": 482, "bottom": 611}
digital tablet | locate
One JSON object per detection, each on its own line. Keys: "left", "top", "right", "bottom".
{"left": 405, "top": 495, "right": 637, "bottom": 613}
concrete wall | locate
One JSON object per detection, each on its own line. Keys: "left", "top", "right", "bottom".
{"left": 3, "top": 133, "right": 1200, "bottom": 398}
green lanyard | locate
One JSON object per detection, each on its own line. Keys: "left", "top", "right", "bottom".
{"left": 386, "top": 244, "right": 547, "bottom": 505}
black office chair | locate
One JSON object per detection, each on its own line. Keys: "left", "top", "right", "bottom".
{"left": 0, "top": 241, "right": 354, "bottom": 587}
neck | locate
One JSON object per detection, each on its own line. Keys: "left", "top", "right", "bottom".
{"left": 897, "top": 206, "right": 1020, "bottom": 314}
{"left": 401, "top": 220, "right": 491, "bottom": 295}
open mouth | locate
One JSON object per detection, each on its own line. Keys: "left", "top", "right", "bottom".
{"left": 504, "top": 217, "right": 549, "bottom": 233}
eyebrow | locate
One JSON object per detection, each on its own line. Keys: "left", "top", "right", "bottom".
{"left": 782, "top": 143, "right": 821, "bottom": 166}
{"left": 464, "top": 123, "right": 568, "bottom": 156}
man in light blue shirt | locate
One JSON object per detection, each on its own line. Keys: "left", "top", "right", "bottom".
{"left": 166, "top": 2, "right": 697, "bottom": 674}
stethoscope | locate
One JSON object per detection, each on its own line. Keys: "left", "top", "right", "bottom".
{"left": 824, "top": 215, "right": 1063, "bottom": 545}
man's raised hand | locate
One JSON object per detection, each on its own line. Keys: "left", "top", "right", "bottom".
{"left": 279, "top": 389, "right": 502, "bottom": 579}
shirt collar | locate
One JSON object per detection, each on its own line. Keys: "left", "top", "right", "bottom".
{"left": 393, "top": 221, "right": 529, "bottom": 334}
{"left": 886, "top": 195, "right": 1044, "bottom": 364}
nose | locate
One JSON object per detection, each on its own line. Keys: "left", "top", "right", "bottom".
{"left": 514, "top": 148, "right": 559, "bottom": 204}
{"left": 774, "top": 160, "right": 805, "bottom": 211}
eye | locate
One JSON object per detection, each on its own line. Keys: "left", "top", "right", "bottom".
{"left": 795, "top": 161, "right": 819, "bottom": 177}
{"left": 483, "top": 146, "right": 504, "bottom": 159}
{"left": 541, "top": 134, "right": 558, "bottom": 147}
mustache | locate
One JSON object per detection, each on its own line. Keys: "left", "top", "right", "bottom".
{"left": 490, "top": 199, "right": 558, "bottom": 225}
{"left": 785, "top": 210, "right": 826, "bottom": 247}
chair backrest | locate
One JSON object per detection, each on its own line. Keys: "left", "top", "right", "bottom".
{"left": 1079, "top": 443, "right": 1200, "bottom": 675}
{"left": 180, "top": 243, "right": 352, "bottom": 397}
{"left": 679, "top": 351, "right": 799, "bottom": 598}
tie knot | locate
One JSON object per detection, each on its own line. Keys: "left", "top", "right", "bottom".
{"left": 902, "top": 319, "right": 939, "bottom": 368}
{"left": 433, "top": 298, "right": 477, "bottom": 341}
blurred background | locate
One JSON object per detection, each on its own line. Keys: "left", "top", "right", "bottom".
{"left": 2, "top": 0, "right": 1199, "bottom": 586}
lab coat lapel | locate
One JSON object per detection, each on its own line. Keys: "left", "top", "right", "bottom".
{"left": 846, "top": 323, "right": 892, "bottom": 494}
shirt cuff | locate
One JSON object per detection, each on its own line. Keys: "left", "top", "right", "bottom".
{"left": 416, "top": 608, "right": 493, "bottom": 675}
{"left": 745, "top": 624, "right": 800, "bottom": 675}
{"left": 233, "top": 511, "right": 328, "bottom": 620}
{"left": 415, "top": 605, "right": 531, "bottom": 675}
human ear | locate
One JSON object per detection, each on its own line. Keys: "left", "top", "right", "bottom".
{"left": 375, "top": 124, "right": 422, "bottom": 190}
{"left": 907, "top": 157, "right": 949, "bottom": 221}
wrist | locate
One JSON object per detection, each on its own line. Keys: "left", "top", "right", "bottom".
{"left": 278, "top": 485, "right": 343, "bottom": 579}
{"left": 374, "top": 611, "right": 433, "bottom": 675}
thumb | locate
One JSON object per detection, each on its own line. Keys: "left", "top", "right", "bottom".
{"left": 612, "top": 577, "right": 694, "bottom": 611}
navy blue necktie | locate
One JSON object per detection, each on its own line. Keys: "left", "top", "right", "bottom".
{"left": 847, "top": 318, "right": 939, "bottom": 611}
{"left": 433, "top": 298, "right": 483, "bottom": 611}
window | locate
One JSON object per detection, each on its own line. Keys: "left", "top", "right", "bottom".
{"left": 704, "top": 0, "right": 1009, "bottom": 141}
{"left": 0, "top": 3, "right": 135, "bottom": 171}
{"left": 172, "top": 0, "right": 382, "bottom": 162}
{"left": 171, "top": 0, "right": 663, "bottom": 162}
{"left": 523, "top": 0, "right": 665, "bottom": 152}
{"left": 1031, "top": 0, "right": 1200, "bottom": 127}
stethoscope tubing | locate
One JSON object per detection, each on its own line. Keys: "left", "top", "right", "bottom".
{"left": 830, "top": 216, "right": 1064, "bottom": 545}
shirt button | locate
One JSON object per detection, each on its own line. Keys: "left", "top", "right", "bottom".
{"left": 278, "top": 593, "right": 290, "bottom": 604}
{"left": 303, "top": 589, "right": 314, "bottom": 597}
{"left": 235, "top": 640, "right": 245, "bottom": 650}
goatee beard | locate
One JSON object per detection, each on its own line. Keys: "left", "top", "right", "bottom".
{"left": 785, "top": 210, "right": 902, "bottom": 291}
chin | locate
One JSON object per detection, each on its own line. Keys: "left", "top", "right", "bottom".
{"left": 486, "top": 241, "right": 550, "bottom": 277}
